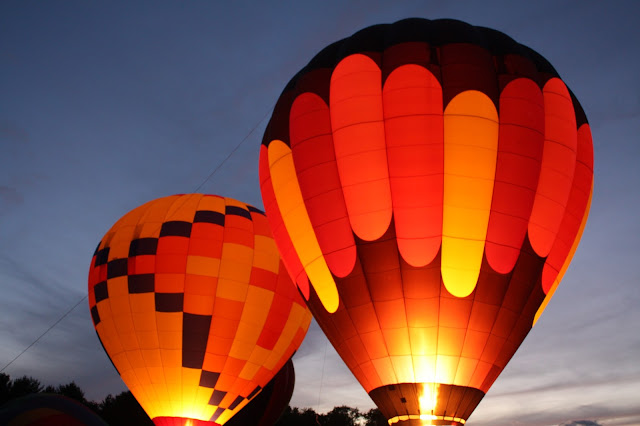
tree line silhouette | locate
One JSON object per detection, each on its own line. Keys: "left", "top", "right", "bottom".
{"left": 0, "top": 372, "right": 386, "bottom": 425}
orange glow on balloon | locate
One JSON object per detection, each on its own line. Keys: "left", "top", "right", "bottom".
{"left": 88, "top": 194, "right": 311, "bottom": 425}
{"left": 259, "top": 18, "right": 593, "bottom": 425}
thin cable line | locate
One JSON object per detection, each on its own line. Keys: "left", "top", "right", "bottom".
{"left": 316, "top": 337, "right": 329, "bottom": 413}
{"left": 2, "top": 104, "right": 275, "bottom": 374}
{"left": 192, "top": 106, "right": 273, "bottom": 194}
{"left": 1, "top": 295, "right": 87, "bottom": 373}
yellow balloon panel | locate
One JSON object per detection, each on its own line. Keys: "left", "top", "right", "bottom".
{"left": 442, "top": 91, "right": 499, "bottom": 298}
{"left": 268, "top": 140, "right": 339, "bottom": 313}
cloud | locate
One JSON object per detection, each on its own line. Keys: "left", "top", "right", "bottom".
{"left": 0, "top": 252, "right": 87, "bottom": 369}
{"left": 555, "top": 406, "right": 640, "bottom": 426}
{"left": 472, "top": 379, "right": 640, "bottom": 426}
{"left": 0, "top": 254, "right": 71, "bottom": 301}
{"left": 600, "top": 413, "right": 640, "bottom": 426}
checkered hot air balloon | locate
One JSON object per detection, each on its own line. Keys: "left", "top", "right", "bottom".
{"left": 259, "top": 18, "right": 593, "bottom": 425}
{"left": 88, "top": 194, "right": 311, "bottom": 426}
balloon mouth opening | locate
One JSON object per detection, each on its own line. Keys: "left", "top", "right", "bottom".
{"left": 387, "top": 414, "right": 466, "bottom": 425}
{"left": 152, "top": 416, "right": 221, "bottom": 426}
{"left": 369, "top": 383, "right": 482, "bottom": 426}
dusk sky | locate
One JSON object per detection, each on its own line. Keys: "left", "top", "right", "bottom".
{"left": 1, "top": 2, "right": 639, "bottom": 425}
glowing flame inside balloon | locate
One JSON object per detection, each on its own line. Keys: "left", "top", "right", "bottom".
{"left": 420, "top": 414, "right": 437, "bottom": 424}
{"left": 419, "top": 383, "right": 439, "bottom": 419}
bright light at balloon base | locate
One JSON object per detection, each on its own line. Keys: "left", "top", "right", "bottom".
{"left": 420, "top": 413, "right": 438, "bottom": 424}
{"left": 370, "top": 382, "right": 477, "bottom": 426}
{"left": 419, "top": 383, "right": 439, "bottom": 415}
{"left": 387, "top": 414, "right": 466, "bottom": 425}
{"left": 152, "top": 416, "right": 221, "bottom": 426}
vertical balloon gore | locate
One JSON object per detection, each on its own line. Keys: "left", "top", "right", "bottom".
{"left": 442, "top": 90, "right": 499, "bottom": 297}
{"left": 267, "top": 140, "right": 340, "bottom": 312}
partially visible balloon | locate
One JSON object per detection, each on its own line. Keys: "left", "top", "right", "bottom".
{"left": 260, "top": 18, "right": 593, "bottom": 425}
{"left": 225, "top": 358, "right": 294, "bottom": 426}
{"left": 0, "top": 394, "right": 108, "bottom": 426}
{"left": 88, "top": 194, "right": 311, "bottom": 425}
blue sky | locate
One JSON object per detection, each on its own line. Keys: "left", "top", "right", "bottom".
{"left": 1, "top": 1, "right": 639, "bottom": 425}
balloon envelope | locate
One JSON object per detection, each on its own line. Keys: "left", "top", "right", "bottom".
{"left": 259, "top": 18, "right": 593, "bottom": 425}
{"left": 88, "top": 194, "right": 312, "bottom": 425}
{"left": 225, "top": 358, "right": 294, "bottom": 426}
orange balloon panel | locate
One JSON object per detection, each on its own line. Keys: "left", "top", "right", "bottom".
{"left": 88, "top": 194, "right": 311, "bottom": 426}
{"left": 259, "top": 18, "right": 593, "bottom": 425}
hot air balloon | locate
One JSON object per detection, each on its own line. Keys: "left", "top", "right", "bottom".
{"left": 88, "top": 194, "right": 312, "bottom": 426}
{"left": 225, "top": 358, "right": 295, "bottom": 426}
{"left": 259, "top": 18, "right": 593, "bottom": 425}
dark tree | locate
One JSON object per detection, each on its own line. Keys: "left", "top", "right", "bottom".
{"left": 99, "top": 391, "right": 153, "bottom": 426}
{"left": 55, "top": 381, "right": 86, "bottom": 403}
{"left": 276, "top": 406, "right": 322, "bottom": 426}
{"left": 0, "top": 373, "right": 386, "bottom": 426}
{"left": 0, "top": 373, "right": 11, "bottom": 405}
{"left": 7, "top": 375, "right": 43, "bottom": 399}
{"left": 363, "top": 408, "right": 387, "bottom": 426}
{"left": 319, "top": 405, "right": 360, "bottom": 426}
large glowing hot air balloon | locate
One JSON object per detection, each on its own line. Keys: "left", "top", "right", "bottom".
{"left": 259, "top": 18, "right": 593, "bottom": 425}
{"left": 88, "top": 194, "right": 312, "bottom": 426}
